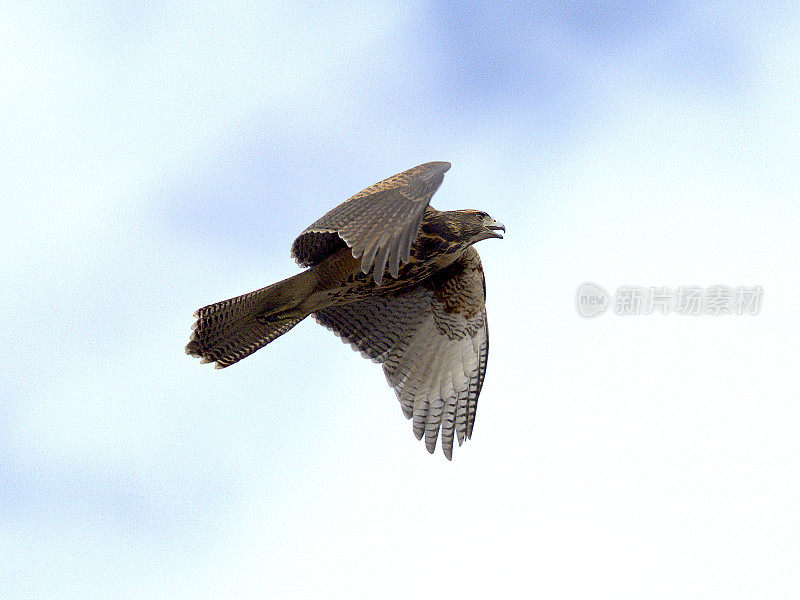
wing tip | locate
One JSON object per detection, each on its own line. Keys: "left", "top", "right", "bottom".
{"left": 426, "top": 161, "right": 451, "bottom": 173}
{"left": 418, "top": 161, "right": 451, "bottom": 182}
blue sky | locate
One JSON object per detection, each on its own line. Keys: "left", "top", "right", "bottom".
{"left": 3, "top": 2, "right": 799, "bottom": 598}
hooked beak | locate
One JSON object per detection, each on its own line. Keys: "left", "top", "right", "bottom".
{"left": 485, "top": 219, "right": 505, "bottom": 239}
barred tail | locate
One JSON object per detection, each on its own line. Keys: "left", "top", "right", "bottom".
{"left": 186, "top": 270, "right": 315, "bottom": 368}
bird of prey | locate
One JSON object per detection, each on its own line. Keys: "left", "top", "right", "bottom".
{"left": 186, "top": 162, "right": 504, "bottom": 459}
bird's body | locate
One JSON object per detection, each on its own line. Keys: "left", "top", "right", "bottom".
{"left": 187, "top": 162, "right": 504, "bottom": 459}
{"left": 285, "top": 207, "right": 486, "bottom": 310}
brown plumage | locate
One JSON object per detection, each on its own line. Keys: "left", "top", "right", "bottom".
{"left": 186, "top": 162, "right": 504, "bottom": 459}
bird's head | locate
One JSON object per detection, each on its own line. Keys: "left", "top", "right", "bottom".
{"left": 456, "top": 210, "right": 506, "bottom": 244}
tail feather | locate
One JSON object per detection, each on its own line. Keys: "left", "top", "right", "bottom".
{"left": 187, "top": 271, "right": 314, "bottom": 368}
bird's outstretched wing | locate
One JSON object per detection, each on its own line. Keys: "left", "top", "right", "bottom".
{"left": 314, "top": 247, "right": 488, "bottom": 459}
{"left": 291, "top": 161, "right": 451, "bottom": 284}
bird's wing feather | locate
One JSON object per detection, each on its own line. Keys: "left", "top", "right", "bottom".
{"left": 291, "top": 161, "right": 450, "bottom": 284}
{"left": 313, "top": 246, "right": 488, "bottom": 459}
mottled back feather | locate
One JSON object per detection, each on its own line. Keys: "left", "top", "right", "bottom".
{"left": 291, "top": 162, "right": 450, "bottom": 284}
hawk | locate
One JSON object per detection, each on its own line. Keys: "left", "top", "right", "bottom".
{"left": 186, "top": 162, "right": 504, "bottom": 459}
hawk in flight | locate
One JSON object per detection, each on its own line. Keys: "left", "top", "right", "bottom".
{"left": 187, "top": 162, "right": 504, "bottom": 459}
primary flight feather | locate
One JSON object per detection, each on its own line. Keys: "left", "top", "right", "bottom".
{"left": 186, "top": 162, "right": 504, "bottom": 459}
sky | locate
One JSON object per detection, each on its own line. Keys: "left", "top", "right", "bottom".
{"left": 2, "top": 2, "right": 799, "bottom": 598}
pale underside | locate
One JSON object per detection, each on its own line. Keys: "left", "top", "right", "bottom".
{"left": 314, "top": 247, "right": 488, "bottom": 459}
